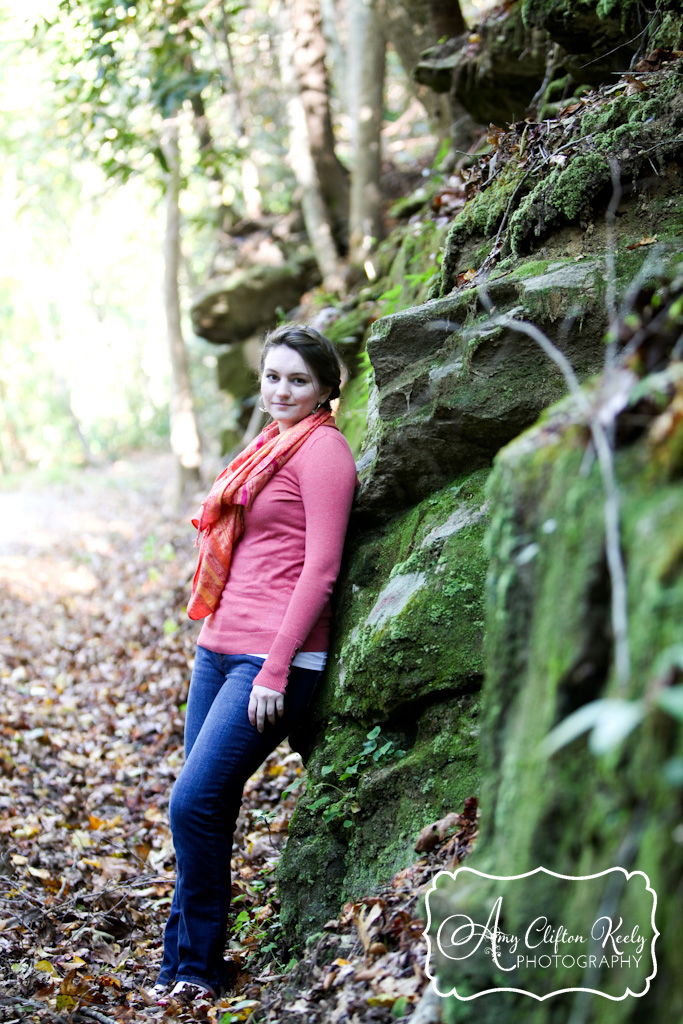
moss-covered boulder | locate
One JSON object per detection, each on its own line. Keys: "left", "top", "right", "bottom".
{"left": 353, "top": 57, "right": 683, "bottom": 524}
{"left": 355, "top": 255, "right": 610, "bottom": 522}
{"left": 278, "top": 470, "right": 490, "bottom": 942}
{"left": 437, "top": 58, "right": 683, "bottom": 294}
{"left": 521, "top": 0, "right": 683, "bottom": 82}
{"left": 191, "top": 259, "right": 317, "bottom": 344}
{"left": 428, "top": 353, "right": 683, "bottom": 1021}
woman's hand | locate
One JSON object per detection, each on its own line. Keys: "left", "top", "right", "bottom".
{"left": 248, "top": 684, "right": 285, "bottom": 733}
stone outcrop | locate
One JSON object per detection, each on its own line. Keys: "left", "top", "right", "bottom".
{"left": 356, "top": 257, "right": 609, "bottom": 523}
{"left": 415, "top": 0, "right": 683, "bottom": 140}
{"left": 435, "top": 58, "right": 683, "bottom": 294}
{"left": 522, "top": 0, "right": 683, "bottom": 84}
{"left": 415, "top": 4, "right": 553, "bottom": 126}
{"left": 191, "top": 259, "right": 318, "bottom": 345}
{"left": 278, "top": 470, "right": 489, "bottom": 940}
{"left": 427, "top": 273, "right": 683, "bottom": 1020}
{"left": 276, "top": 54, "right": 683, "bottom": 983}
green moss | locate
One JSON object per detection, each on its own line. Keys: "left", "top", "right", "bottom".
{"left": 556, "top": 152, "right": 610, "bottom": 218}
{"left": 278, "top": 470, "right": 489, "bottom": 942}
{"left": 381, "top": 217, "right": 448, "bottom": 313}
{"left": 503, "top": 257, "right": 554, "bottom": 281}
{"left": 439, "top": 167, "right": 526, "bottom": 291}
{"left": 509, "top": 153, "right": 612, "bottom": 252}
{"left": 281, "top": 692, "right": 481, "bottom": 939}
{"left": 437, "top": 61, "right": 683, "bottom": 290}
{"left": 649, "top": 11, "right": 683, "bottom": 50}
{"left": 327, "top": 471, "right": 489, "bottom": 720}
{"left": 430, "top": 369, "right": 683, "bottom": 1019}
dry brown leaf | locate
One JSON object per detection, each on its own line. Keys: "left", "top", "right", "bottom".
{"left": 626, "top": 234, "right": 658, "bottom": 249}
{"left": 353, "top": 901, "right": 384, "bottom": 951}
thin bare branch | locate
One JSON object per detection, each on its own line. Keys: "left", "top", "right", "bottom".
{"left": 481, "top": 288, "right": 631, "bottom": 690}
{"left": 604, "top": 156, "right": 622, "bottom": 368}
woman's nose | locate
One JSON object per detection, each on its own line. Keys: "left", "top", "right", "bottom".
{"left": 275, "top": 379, "right": 290, "bottom": 397}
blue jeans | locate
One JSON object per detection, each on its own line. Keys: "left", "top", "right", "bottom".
{"left": 157, "top": 646, "right": 321, "bottom": 993}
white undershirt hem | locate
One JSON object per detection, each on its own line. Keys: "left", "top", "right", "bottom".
{"left": 247, "top": 651, "right": 327, "bottom": 671}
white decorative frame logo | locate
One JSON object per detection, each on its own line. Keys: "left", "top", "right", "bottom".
{"left": 423, "top": 866, "right": 659, "bottom": 1001}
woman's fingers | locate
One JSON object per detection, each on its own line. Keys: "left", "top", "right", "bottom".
{"left": 249, "top": 686, "right": 285, "bottom": 732}
{"left": 247, "top": 691, "right": 258, "bottom": 728}
{"left": 270, "top": 693, "right": 285, "bottom": 724}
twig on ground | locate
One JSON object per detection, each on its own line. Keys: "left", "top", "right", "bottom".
{"left": 73, "top": 1009, "right": 119, "bottom": 1024}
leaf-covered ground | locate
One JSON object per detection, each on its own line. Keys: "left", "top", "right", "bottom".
{"left": 0, "top": 456, "right": 477, "bottom": 1024}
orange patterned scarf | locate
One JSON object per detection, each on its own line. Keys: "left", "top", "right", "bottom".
{"left": 187, "top": 409, "right": 338, "bottom": 620}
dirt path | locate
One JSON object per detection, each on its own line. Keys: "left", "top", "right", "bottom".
{"left": 0, "top": 454, "right": 455, "bottom": 1024}
{"left": 0, "top": 454, "right": 180, "bottom": 602}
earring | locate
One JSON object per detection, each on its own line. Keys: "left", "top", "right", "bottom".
{"left": 258, "top": 398, "right": 267, "bottom": 413}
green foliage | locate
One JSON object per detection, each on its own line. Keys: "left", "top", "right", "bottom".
{"left": 336, "top": 350, "right": 372, "bottom": 457}
{"left": 38, "top": 0, "right": 223, "bottom": 179}
{"left": 543, "top": 641, "right": 683, "bottom": 780}
{"left": 309, "top": 726, "right": 406, "bottom": 828}
{"left": 32, "top": 0, "right": 293, "bottom": 212}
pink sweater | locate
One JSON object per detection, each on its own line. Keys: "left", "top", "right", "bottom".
{"left": 197, "top": 426, "right": 357, "bottom": 693}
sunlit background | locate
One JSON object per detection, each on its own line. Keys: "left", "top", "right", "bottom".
{"left": 0, "top": 0, "right": 496, "bottom": 475}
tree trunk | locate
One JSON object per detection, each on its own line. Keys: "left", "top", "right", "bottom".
{"left": 349, "top": 0, "right": 385, "bottom": 270}
{"left": 289, "top": 0, "right": 350, "bottom": 250}
{"left": 279, "top": 13, "right": 343, "bottom": 291}
{"left": 375, "top": 0, "right": 462, "bottom": 140}
{"left": 429, "top": 0, "right": 465, "bottom": 40}
{"left": 319, "top": 0, "right": 347, "bottom": 104}
{"left": 161, "top": 120, "right": 202, "bottom": 504}
{"left": 217, "top": 3, "right": 263, "bottom": 220}
{"left": 0, "top": 376, "right": 27, "bottom": 471}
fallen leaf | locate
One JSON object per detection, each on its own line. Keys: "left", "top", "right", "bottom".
{"left": 353, "top": 901, "right": 384, "bottom": 952}
{"left": 626, "top": 234, "right": 657, "bottom": 250}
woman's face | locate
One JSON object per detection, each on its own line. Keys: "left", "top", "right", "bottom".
{"left": 260, "top": 345, "right": 331, "bottom": 433}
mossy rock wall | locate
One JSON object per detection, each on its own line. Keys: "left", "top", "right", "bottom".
{"left": 274, "top": 42, "right": 683, "bottom": 971}
{"left": 355, "top": 256, "right": 610, "bottom": 523}
{"left": 278, "top": 223, "right": 683, "bottom": 959}
{"left": 437, "top": 60, "right": 683, "bottom": 294}
{"left": 428, "top": 372, "right": 683, "bottom": 1022}
{"left": 278, "top": 470, "right": 490, "bottom": 942}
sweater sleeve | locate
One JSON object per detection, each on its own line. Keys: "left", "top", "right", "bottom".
{"left": 251, "top": 430, "right": 357, "bottom": 694}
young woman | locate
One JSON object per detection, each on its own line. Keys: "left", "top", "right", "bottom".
{"left": 154, "top": 324, "right": 358, "bottom": 1003}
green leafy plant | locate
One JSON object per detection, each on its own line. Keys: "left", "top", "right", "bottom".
{"left": 281, "top": 773, "right": 306, "bottom": 798}
{"left": 309, "top": 726, "right": 406, "bottom": 826}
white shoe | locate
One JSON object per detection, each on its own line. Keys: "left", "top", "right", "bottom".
{"left": 157, "top": 980, "right": 215, "bottom": 1005}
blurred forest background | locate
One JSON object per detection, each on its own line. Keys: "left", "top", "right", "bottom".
{"left": 2, "top": 1, "right": 683, "bottom": 1021}
{"left": 0, "top": 0, "right": 487, "bottom": 487}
